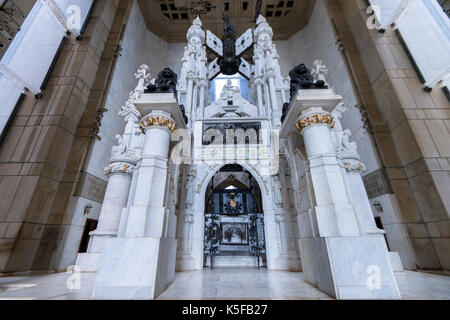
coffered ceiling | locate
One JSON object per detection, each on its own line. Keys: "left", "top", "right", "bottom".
{"left": 137, "top": 0, "right": 316, "bottom": 43}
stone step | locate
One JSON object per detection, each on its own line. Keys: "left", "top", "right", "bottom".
{"left": 206, "top": 255, "right": 265, "bottom": 268}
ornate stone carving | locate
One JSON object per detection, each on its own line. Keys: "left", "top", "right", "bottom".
{"left": 119, "top": 93, "right": 141, "bottom": 120}
{"left": 271, "top": 175, "right": 284, "bottom": 209}
{"left": 139, "top": 114, "right": 177, "bottom": 133}
{"left": 204, "top": 80, "right": 259, "bottom": 118}
{"left": 187, "top": 16, "right": 206, "bottom": 42}
{"left": 311, "top": 60, "right": 329, "bottom": 88}
{"left": 111, "top": 134, "right": 126, "bottom": 158}
{"left": 184, "top": 166, "right": 197, "bottom": 210}
{"left": 254, "top": 15, "right": 273, "bottom": 44}
{"left": 104, "top": 162, "right": 135, "bottom": 177}
{"left": 338, "top": 129, "right": 358, "bottom": 155}
{"left": 295, "top": 113, "right": 335, "bottom": 131}
{"left": 133, "top": 64, "right": 152, "bottom": 100}
{"left": 341, "top": 158, "right": 367, "bottom": 173}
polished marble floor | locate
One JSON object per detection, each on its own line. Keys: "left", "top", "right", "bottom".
{"left": 0, "top": 269, "right": 449, "bottom": 300}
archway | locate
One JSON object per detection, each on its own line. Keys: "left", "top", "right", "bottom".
{"left": 202, "top": 164, "right": 269, "bottom": 269}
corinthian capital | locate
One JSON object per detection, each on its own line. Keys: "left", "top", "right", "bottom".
{"left": 296, "top": 113, "right": 335, "bottom": 132}
{"left": 139, "top": 112, "right": 177, "bottom": 133}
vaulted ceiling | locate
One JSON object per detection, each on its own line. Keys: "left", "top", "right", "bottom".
{"left": 137, "top": 0, "right": 316, "bottom": 43}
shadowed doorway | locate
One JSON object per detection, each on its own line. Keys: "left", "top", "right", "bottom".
{"left": 204, "top": 164, "right": 266, "bottom": 269}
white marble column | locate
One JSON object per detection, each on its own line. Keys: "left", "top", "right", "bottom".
{"left": 281, "top": 89, "right": 401, "bottom": 299}
{"left": 95, "top": 163, "right": 134, "bottom": 236}
{"left": 93, "top": 108, "right": 180, "bottom": 300}
{"left": 339, "top": 155, "right": 381, "bottom": 234}
{"left": 75, "top": 160, "right": 135, "bottom": 272}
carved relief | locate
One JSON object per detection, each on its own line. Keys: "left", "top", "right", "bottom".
{"left": 311, "top": 60, "right": 329, "bottom": 88}
{"left": 111, "top": 134, "right": 126, "bottom": 158}
{"left": 184, "top": 166, "right": 197, "bottom": 210}
{"left": 271, "top": 175, "right": 284, "bottom": 209}
{"left": 337, "top": 129, "right": 358, "bottom": 155}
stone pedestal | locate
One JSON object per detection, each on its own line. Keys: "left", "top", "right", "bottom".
{"left": 281, "top": 89, "right": 401, "bottom": 299}
{"left": 76, "top": 159, "right": 136, "bottom": 272}
{"left": 93, "top": 94, "right": 185, "bottom": 300}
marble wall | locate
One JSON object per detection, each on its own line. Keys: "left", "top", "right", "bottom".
{"left": 333, "top": 0, "right": 449, "bottom": 270}
{"left": 0, "top": 0, "right": 125, "bottom": 274}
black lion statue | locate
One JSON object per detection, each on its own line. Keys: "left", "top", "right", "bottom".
{"left": 145, "top": 67, "right": 178, "bottom": 94}
{"left": 282, "top": 63, "right": 328, "bottom": 124}
{"left": 289, "top": 63, "right": 315, "bottom": 92}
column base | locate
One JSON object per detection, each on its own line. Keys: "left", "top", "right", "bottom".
{"left": 176, "top": 254, "right": 197, "bottom": 271}
{"left": 75, "top": 253, "right": 101, "bottom": 273}
{"left": 92, "top": 237, "right": 177, "bottom": 300}
{"left": 299, "top": 235, "right": 401, "bottom": 299}
{"left": 268, "top": 255, "right": 302, "bottom": 272}
{"left": 75, "top": 232, "right": 117, "bottom": 272}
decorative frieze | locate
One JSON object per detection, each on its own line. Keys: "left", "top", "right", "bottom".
{"left": 295, "top": 113, "right": 334, "bottom": 132}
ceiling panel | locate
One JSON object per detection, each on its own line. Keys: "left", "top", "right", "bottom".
{"left": 137, "top": 0, "right": 316, "bottom": 42}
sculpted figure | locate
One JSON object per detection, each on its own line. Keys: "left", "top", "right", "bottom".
{"left": 112, "top": 134, "right": 126, "bottom": 157}
{"left": 311, "top": 60, "right": 329, "bottom": 87}
{"left": 340, "top": 129, "right": 358, "bottom": 155}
